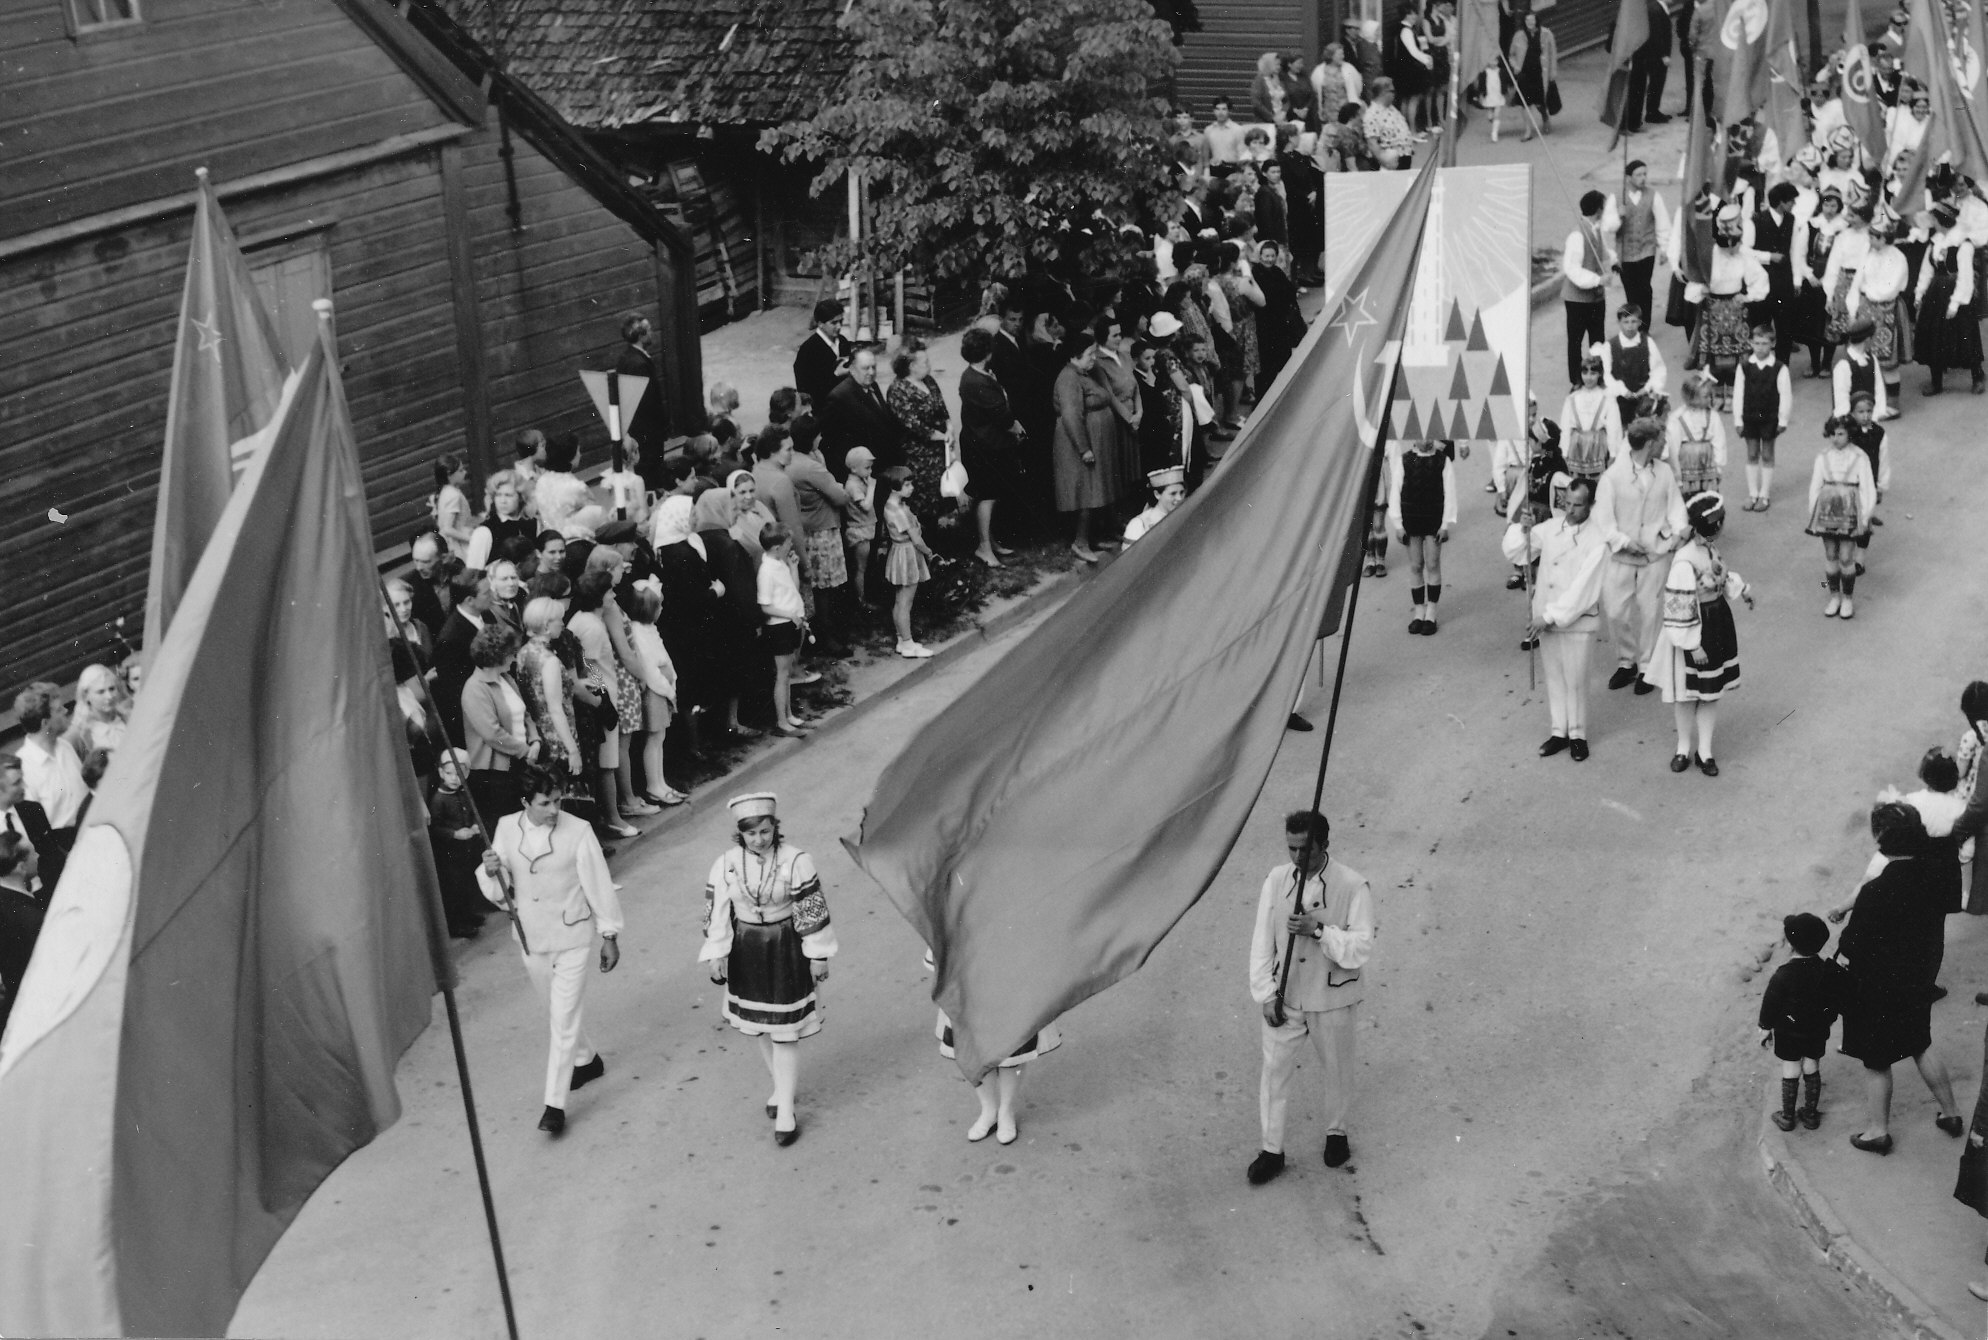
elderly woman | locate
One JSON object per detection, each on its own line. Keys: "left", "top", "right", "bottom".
{"left": 721, "top": 468, "right": 778, "bottom": 565}
{"left": 488, "top": 559, "right": 526, "bottom": 631}
{"left": 1052, "top": 332, "right": 1122, "bottom": 563}
{"left": 1251, "top": 51, "right": 1291, "bottom": 127}
{"left": 466, "top": 468, "right": 536, "bottom": 573}
{"left": 693, "top": 482, "right": 773, "bottom": 737}
{"left": 1361, "top": 78, "right": 1418, "bottom": 169}
{"left": 64, "top": 664, "right": 128, "bottom": 756}
{"left": 1837, "top": 801, "right": 1965, "bottom": 1154}
{"left": 886, "top": 338, "right": 952, "bottom": 520}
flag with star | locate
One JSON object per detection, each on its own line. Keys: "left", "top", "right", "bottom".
{"left": 1840, "top": 0, "right": 1889, "bottom": 159}
{"left": 142, "top": 168, "right": 293, "bottom": 654}
{"left": 847, "top": 157, "right": 1440, "bottom": 1083}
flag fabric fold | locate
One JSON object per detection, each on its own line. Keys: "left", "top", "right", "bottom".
{"left": 846, "top": 160, "right": 1440, "bottom": 1082}
{"left": 1840, "top": 0, "right": 1890, "bottom": 158}
{"left": 0, "top": 313, "right": 448, "bottom": 1338}
{"left": 1680, "top": 96, "right": 1722, "bottom": 286}
{"left": 1600, "top": 0, "right": 1651, "bottom": 127}
{"left": 1760, "top": 0, "right": 1808, "bottom": 162}
{"left": 1899, "top": 0, "right": 1988, "bottom": 195}
{"left": 143, "top": 170, "right": 292, "bottom": 654}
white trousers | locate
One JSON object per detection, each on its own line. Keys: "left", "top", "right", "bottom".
{"left": 1602, "top": 558, "right": 1665, "bottom": 669}
{"left": 1541, "top": 628, "right": 1594, "bottom": 738}
{"left": 1259, "top": 1003, "right": 1358, "bottom": 1154}
{"left": 522, "top": 943, "right": 597, "bottom": 1109}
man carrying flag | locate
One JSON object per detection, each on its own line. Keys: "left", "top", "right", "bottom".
{"left": 1601, "top": 0, "right": 1652, "bottom": 136}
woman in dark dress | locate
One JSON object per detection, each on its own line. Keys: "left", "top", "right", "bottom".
{"left": 1252, "top": 239, "right": 1306, "bottom": 390}
{"left": 886, "top": 339, "right": 952, "bottom": 522}
{"left": 956, "top": 326, "right": 1024, "bottom": 569}
{"left": 693, "top": 483, "right": 774, "bottom": 732}
{"left": 1836, "top": 801, "right": 1965, "bottom": 1154}
{"left": 651, "top": 496, "right": 724, "bottom": 751}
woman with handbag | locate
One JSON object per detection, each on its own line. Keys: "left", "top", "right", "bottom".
{"left": 1503, "top": 11, "right": 1557, "bottom": 140}
{"left": 886, "top": 339, "right": 953, "bottom": 524}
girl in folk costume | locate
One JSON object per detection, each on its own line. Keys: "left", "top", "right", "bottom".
{"left": 1502, "top": 410, "right": 1566, "bottom": 590}
{"left": 1806, "top": 414, "right": 1879, "bottom": 619}
{"left": 1643, "top": 493, "right": 1753, "bottom": 777}
{"left": 1845, "top": 389, "right": 1891, "bottom": 574}
{"left": 926, "top": 950, "right": 1061, "bottom": 1145}
{"left": 701, "top": 793, "right": 837, "bottom": 1146}
{"left": 1816, "top": 128, "right": 1864, "bottom": 204}
{"left": 1559, "top": 355, "right": 1623, "bottom": 488}
{"left": 1821, "top": 195, "right": 1874, "bottom": 350}
{"left": 1730, "top": 324, "right": 1792, "bottom": 510}
{"left": 1690, "top": 204, "right": 1771, "bottom": 406}
{"left": 1793, "top": 185, "right": 1849, "bottom": 376}
{"left": 1849, "top": 206, "right": 1913, "bottom": 413}
{"left": 1665, "top": 371, "right": 1728, "bottom": 499}
{"left": 1914, "top": 199, "right": 1985, "bottom": 395}
{"left": 1389, "top": 438, "right": 1457, "bottom": 635}
{"left": 1123, "top": 466, "right": 1187, "bottom": 544}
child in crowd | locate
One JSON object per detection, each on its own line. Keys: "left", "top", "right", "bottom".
{"left": 880, "top": 466, "right": 936, "bottom": 658}
{"left": 1123, "top": 466, "right": 1187, "bottom": 544}
{"left": 428, "top": 748, "right": 486, "bottom": 939}
{"left": 756, "top": 524, "right": 810, "bottom": 737}
{"left": 1758, "top": 912, "right": 1847, "bottom": 1131}
{"left": 842, "top": 447, "right": 878, "bottom": 607}
{"left": 1559, "top": 355, "right": 1622, "bottom": 488}
{"left": 1364, "top": 449, "right": 1391, "bottom": 578}
{"left": 1665, "top": 371, "right": 1726, "bottom": 499}
{"left": 1805, "top": 414, "right": 1877, "bottom": 619}
{"left": 431, "top": 452, "right": 474, "bottom": 561}
{"left": 1831, "top": 316, "right": 1888, "bottom": 419}
{"left": 625, "top": 584, "right": 687, "bottom": 806}
{"left": 601, "top": 434, "right": 650, "bottom": 529}
{"left": 1389, "top": 438, "right": 1456, "bottom": 635}
{"left": 1845, "top": 389, "right": 1890, "bottom": 575}
{"left": 1733, "top": 324, "right": 1792, "bottom": 511}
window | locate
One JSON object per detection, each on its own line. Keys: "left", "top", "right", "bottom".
{"left": 246, "top": 233, "right": 334, "bottom": 368}
{"left": 67, "top": 0, "right": 142, "bottom": 34}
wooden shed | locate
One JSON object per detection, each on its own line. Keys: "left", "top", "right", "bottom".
{"left": 0, "top": 0, "right": 702, "bottom": 692}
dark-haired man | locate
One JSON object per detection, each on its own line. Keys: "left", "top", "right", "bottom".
{"left": 1246, "top": 810, "right": 1375, "bottom": 1184}
{"left": 793, "top": 300, "right": 852, "bottom": 411}
{"left": 1503, "top": 478, "right": 1609, "bottom": 760}
{"left": 616, "top": 312, "right": 671, "bottom": 490}
{"left": 1563, "top": 190, "right": 1615, "bottom": 385}
{"left": 821, "top": 347, "right": 908, "bottom": 476}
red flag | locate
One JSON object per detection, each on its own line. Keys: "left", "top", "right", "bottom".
{"left": 1680, "top": 100, "right": 1723, "bottom": 285}
{"left": 1901, "top": 0, "right": 1988, "bottom": 183}
{"left": 142, "top": 168, "right": 291, "bottom": 654}
{"left": 1721, "top": 0, "right": 1772, "bottom": 125}
{"left": 0, "top": 307, "right": 449, "bottom": 1337}
{"left": 846, "top": 160, "right": 1440, "bottom": 1081}
{"left": 1600, "top": 0, "right": 1652, "bottom": 127}
{"left": 1840, "top": 0, "right": 1891, "bottom": 158}
{"left": 1760, "top": 0, "right": 1808, "bottom": 160}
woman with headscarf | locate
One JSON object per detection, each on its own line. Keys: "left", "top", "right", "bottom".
{"left": 716, "top": 469, "right": 778, "bottom": 565}
{"left": 694, "top": 481, "right": 776, "bottom": 734}
{"left": 1837, "top": 801, "right": 1965, "bottom": 1154}
{"left": 651, "top": 495, "right": 726, "bottom": 754}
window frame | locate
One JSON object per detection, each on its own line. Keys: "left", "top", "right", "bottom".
{"left": 65, "top": 0, "right": 144, "bottom": 38}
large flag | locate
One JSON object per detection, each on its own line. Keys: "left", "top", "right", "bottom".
{"left": 1600, "top": 0, "right": 1651, "bottom": 128}
{"left": 1680, "top": 97, "right": 1722, "bottom": 285}
{"left": 1900, "top": 0, "right": 1988, "bottom": 185}
{"left": 1760, "top": 0, "right": 1808, "bottom": 162}
{"left": 142, "top": 168, "right": 291, "bottom": 654}
{"left": 846, "top": 161, "right": 1439, "bottom": 1082}
{"left": 0, "top": 306, "right": 449, "bottom": 1338}
{"left": 1721, "top": 0, "right": 1772, "bottom": 125}
{"left": 1840, "top": 0, "right": 1891, "bottom": 158}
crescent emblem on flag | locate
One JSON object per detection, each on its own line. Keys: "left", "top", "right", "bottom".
{"left": 1722, "top": 0, "right": 1768, "bottom": 48}
{"left": 1843, "top": 43, "right": 1874, "bottom": 103}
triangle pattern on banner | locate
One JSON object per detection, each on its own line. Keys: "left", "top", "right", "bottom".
{"left": 1446, "top": 300, "right": 1468, "bottom": 342}
{"left": 1392, "top": 370, "right": 1414, "bottom": 401}
{"left": 1401, "top": 400, "right": 1424, "bottom": 439}
{"left": 1468, "top": 311, "right": 1489, "bottom": 351}
{"left": 1477, "top": 400, "right": 1501, "bottom": 440}
{"left": 1451, "top": 402, "right": 1474, "bottom": 438}
{"left": 1449, "top": 360, "right": 1472, "bottom": 401}
{"left": 1488, "top": 356, "right": 1511, "bottom": 396}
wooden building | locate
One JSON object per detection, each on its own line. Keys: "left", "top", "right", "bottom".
{"left": 1172, "top": 0, "right": 1623, "bottom": 112}
{"left": 0, "top": 0, "right": 701, "bottom": 693}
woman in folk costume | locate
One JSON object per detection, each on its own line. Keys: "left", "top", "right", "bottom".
{"left": 925, "top": 949, "right": 1061, "bottom": 1145}
{"left": 1914, "top": 198, "right": 1985, "bottom": 395}
{"left": 701, "top": 793, "right": 837, "bottom": 1146}
{"left": 1849, "top": 206, "right": 1914, "bottom": 411}
{"left": 1665, "top": 371, "right": 1727, "bottom": 499}
{"left": 1806, "top": 414, "right": 1879, "bottom": 619}
{"left": 1123, "top": 466, "right": 1188, "bottom": 544}
{"left": 1558, "top": 354, "right": 1623, "bottom": 487}
{"left": 1822, "top": 195, "right": 1875, "bottom": 354}
{"left": 1689, "top": 203, "right": 1770, "bottom": 406}
{"left": 1792, "top": 182, "right": 1849, "bottom": 376}
{"left": 1642, "top": 492, "right": 1754, "bottom": 777}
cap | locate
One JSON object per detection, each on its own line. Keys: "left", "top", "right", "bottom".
{"left": 1868, "top": 204, "right": 1899, "bottom": 237}
{"left": 1148, "top": 311, "right": 1183, "bottom": 339}
{"left": 727, "top": 792, "right": 778, "bottom": 822}
{"left": 1932, "top": 199, "right": 1960, "bottom": 227}
{"left": 844, "top": 445, "right": 876, "bottom": 470}
{"left": 594, "top": 518, "right": 639, "bottom": 545}
{"left": 1147, "top": 466, "right": 1186, "bottom": 489}
{"left": 1715, "top": 202, "right": 1743, "bottom": 227}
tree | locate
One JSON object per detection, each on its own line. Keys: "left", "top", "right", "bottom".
{"left": 1148, "top": 0, "right": 1202, "bottom": 41}
{"left": 760, "top": 0, "right": 1180, "bottom": 291}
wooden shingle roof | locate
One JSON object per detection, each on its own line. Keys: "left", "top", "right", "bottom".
{"left": 437, "top": 0, "right": 855, "bottom": 130}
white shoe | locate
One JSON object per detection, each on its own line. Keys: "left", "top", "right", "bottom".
{"left": 621, "top": 799, "right": 661, "bottom": 816}
{"left": 1823, "top": 595, "right": 1841, "bottom": 618}
{"left": 790, "top": 668, "right": 823, "bottom": 685}
{"left": 897, "top": 640, "right": 935, "bottom": 659}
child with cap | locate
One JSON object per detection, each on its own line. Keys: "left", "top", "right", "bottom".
{"left": 842, "top": 446, "right": 878, "bottom": 608}
{"left": 1758, "top": 912, "right": 1849, "bottom": 1130}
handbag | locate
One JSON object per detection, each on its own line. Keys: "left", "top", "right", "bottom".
{"left": 1957, "top": 1132, "right": 1988, "bottom": 1217}
{"left": 1546, "top": 81, "right": 1563, "bottom": 115}
{"left": 939, "top": 437, "right": 968, "bottom": 499}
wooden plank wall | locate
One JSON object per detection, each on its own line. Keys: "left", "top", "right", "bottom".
{"left": 1174, "top": 0, "right": 1306, "bottom": 113}
{"left": 0, "top": 0, "right": 455, "bottom": 240}
{"left": 460, "top": 128, "right": 665, "bottom": 466}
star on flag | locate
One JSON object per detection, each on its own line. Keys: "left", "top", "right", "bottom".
{"left": 1328, "top": 288, "right": 1378, "bottom": 347}
{"left": 191, "top": 313, "right": 224, "bottom": 359}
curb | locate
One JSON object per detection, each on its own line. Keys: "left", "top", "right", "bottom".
{"left": 1757, "top": 1093, "right": 1973, "bottom": 1340}
{"left": 1530, "top": 274, "right": 1560, "bottom": 311}
{"left": 607, "top": 562, "right": 1091, "bottom": 848}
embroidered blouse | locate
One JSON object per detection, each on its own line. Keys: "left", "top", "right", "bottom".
{"left": 1661, "top": 539, "right": 1748, "bottom": 651}
{"left": 700, "top": 843, "right": 839, "bottom": 962}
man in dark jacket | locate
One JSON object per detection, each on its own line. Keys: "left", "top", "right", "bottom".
{"left": 615, "top": 313, "right": 671, "bottom": 491}
{"left": 1622, "top": 0, "right": 1674, "bottom": 131}
{"left": 820, "top": 348, "right": 908, "bottom": 477}
{"left": 432, "top": 572, "right": 493, "bottom": 747}
{"left": 0, "top": 757, "right": 61, "bottom": 909}
{"left": 792, "top": 300, "right": 852, "bottom": 411}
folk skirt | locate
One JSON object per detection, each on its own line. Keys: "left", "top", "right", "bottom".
{"left": 723, "top": 919, "right": 822, "bottom": 1042}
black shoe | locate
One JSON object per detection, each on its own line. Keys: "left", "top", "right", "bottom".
{"left": 1670, "top": 753, "right": 1691, "bottom": 773}
{"left": 774, "top": 1122, "right": 801, "bottom": 1147}
{"left": 1286, "top": 713, "right": 1314, "bottom": 732}
{"left": 1633, "top": 676, "right": 1656, "bottom": 696}
{"left": 1646, "top": 111, "right": 1674, "bottom": 123}
{"left": 1939, "top": 1113, "right": 1966, "bottom": 1137}
{"left": 1246, "top": 1150, "right": 1286, "bottom": 1185}
{"left": 1505, "top": 570, "right": 1528, "bottom": 590}
{"left": 1850, "top": 1131, "right": 1893, "bottom": 1154}
{"left": 1519, "top": 635, "right": 1540, "bottom": 651}
{"left": 1800, "top": 1106, "right": 1821, "bottom": 1130}
{"left": 1569, "top": 739, "right": 1590, "bottom": 762}
{"left": 1539, "top": 735, "right": 1571, "bottom": 757}
{"left": 570, "top": 1055, "right": 606, "bottom": 1090}
{"left": 1771, "top": 1109, "right": 1797, "bottom": 1131}
{"left": 1607, "top": 666, "right": 1638, "bottom": 691}
{"left": 1408, "top": 617, "right": 1427, "bottom": 634}
{"left": 1323, "top": 1133, "right": 1352, "bottom": 1167}
{"left": 1973, "top": 370, "right": 1986, "bottom": 394}
{"left": 538, "top": 1105, "right": 566, "bottom": 1136}
{"left": 1698, "top": 757, "right": 1719, "bottom": 777}
{"left": 1974, "top": 991, "right": 1988, "bottom": 1007}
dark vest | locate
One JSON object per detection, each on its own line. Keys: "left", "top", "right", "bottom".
{"left": 1608, "top": 335, "right": 1651, "bottom": 391}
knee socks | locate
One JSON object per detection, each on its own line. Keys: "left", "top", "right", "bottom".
{"left": 1802, "top": 1071, "right": 1821, "bottom": 1117}
{"left": 1840, "top": 572, "right": 1856, "bottom": 597}
{"left": 1426, "top": 583, "right": 1442, "bottom": 625}
{"left": 1780, "top": 1076, "right": 1799, "bottom": 1120}
{"left": 1759, "top": 464, "right": 1774, "bottom": 497}
{"left": 1411, "top": 584, "right": 1426, "bottom": 618}
{"left": 1826, "top": 571, "right": 1841, "bottom": 593}
{"left": 1745, "top": 462, "right": 1761, "bottom": 499}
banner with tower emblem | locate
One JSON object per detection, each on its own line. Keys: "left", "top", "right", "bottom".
{"left": 1322, "top": 165, "right": 1532, "bottom": 443}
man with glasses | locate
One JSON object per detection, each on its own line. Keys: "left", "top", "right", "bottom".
{"left": 478, "top": 764, "right": 625, "bottom": 1136}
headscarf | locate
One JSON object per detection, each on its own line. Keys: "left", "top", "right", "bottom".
{"left": 650, "top": 495, "right": 706, "bottom": 560}
{"left": 693, "top": 486, "right": 737, "bottom": 533}
{"left": 723, "top": 470, "right": 774, "bottom": 560}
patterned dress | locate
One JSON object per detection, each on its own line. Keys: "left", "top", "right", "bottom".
{"left": 887, "top": 374, "right": 951, "bottom": 517}
{"left": 700, "top": 842, "right": 837, "bottom": 1042}
{"left": 1642, "top": 537, "right": 1745, "bottom": 703}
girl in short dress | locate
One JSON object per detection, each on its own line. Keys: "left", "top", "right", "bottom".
{"left": 881, "top": 465, "right": 936, "bottom": 658}
{"left": 1642, "top": 493, "right": 1753, "bottom": 777}
{"left": 1558, "top": 356, "right": 1622, "bottom": 489}
{"left": 927, "top": 950, "right": 1061, "bottom": 1145}
{"left": 701, "top": 792, "right": 836, "bottom": 1146}
{"left": 1665, "top": 372, "right": 1727, "bottom": 499}
{"left": 1805, "top": 414, "right": 1878, "bottom": 620}
{"left": 1388, "top": 438, "right": 1457, "bottom": 635}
